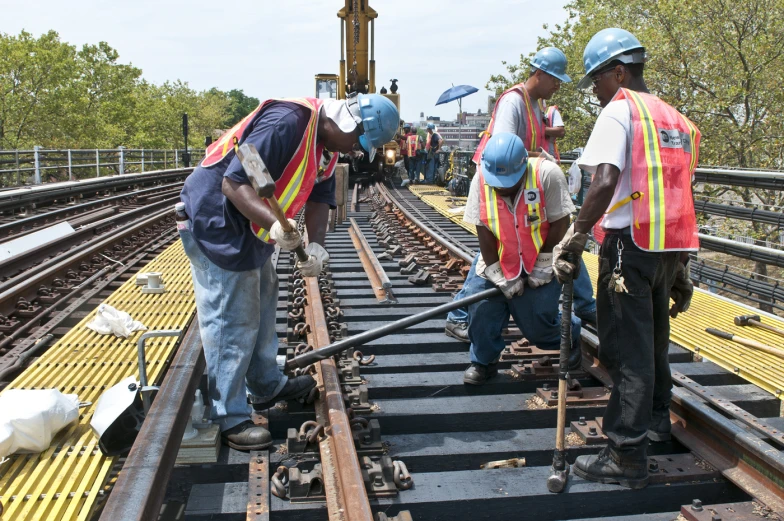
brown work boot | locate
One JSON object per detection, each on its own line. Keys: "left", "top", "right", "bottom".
{"left": 221, "top": 420, "right": 273, "bottom": 451}
{"left": 573, "top": 446, "right": 649, "bottom": 489}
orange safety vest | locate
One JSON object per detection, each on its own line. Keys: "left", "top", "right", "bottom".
{"left": 425, "top": 132, "right": 441, "bottom": 152}
{"left": 473, "top": 84, "right": 546, "bottom": 164}
{"left": 544, "top": 105, "right": 561, "bottom": 162}
{"left": 201, "top": 97, "right": 338, "bottom": 243}
{"left": 479, "top": 156, "right": 550, "bottom": 279}
{"left": 406, "top": 134, "right": 419, "bottom": 157}
{"left": 593, "top": 88, "right": 700, "bottom": 251}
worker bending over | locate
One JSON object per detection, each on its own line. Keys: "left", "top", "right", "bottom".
{"left": 445, "top": 47, "right": 596, "bottom": 343}
{"left": 179, "top": 93, "right": 399, "bottom": 451}
{"left": 553, "top": 28, "right": 699, "bottom": 488}
{"left": 461, "top": 132, "right": 581, "bottom": 385}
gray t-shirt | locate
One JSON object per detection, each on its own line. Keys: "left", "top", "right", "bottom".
{"left": 492, "top": 90, "right": 543, "bottom": 145}
{"left": 463, "top": 159, "right": 575, "bottom": 277}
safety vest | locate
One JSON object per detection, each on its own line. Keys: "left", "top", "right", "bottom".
{"left": 473, "top": 84, "right": 546, "bottom": 164}
{"left": 426, "top": 132, "right": 440, "bottom": 152}
{"left": 406, "top": 134, "right": 419, "bottom": 156}
{"left": 201, "top": 97, "right": 338, "bottom": 243}
{"left": 594, "top": 88, "right": 700, "bottom": 251}
{"left": 478, "top": 156, "right": 550, "bottom": 280}
{"left": 544, "top": 105, "right": 561, "bottom": 162}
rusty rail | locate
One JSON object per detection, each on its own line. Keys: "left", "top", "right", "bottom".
{"left": 348, "top": 217, "right": 395, "bottom": 303}
{"left": 302, "top": 275, "right": 374, "bottom": 521}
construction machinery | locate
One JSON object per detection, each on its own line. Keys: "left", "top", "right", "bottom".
{"left": 315, "top": 1, "right": 401, "bottom": 182}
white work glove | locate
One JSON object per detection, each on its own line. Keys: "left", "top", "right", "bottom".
{"left": 296, "top": 243, "right": 329, "bottom": 277}
{"left": 269, "top": 219, "right": 302, "bottom": 251}
{"left": 552, "top": 223, "right": 589, "bottom": 284}
{"left": 528, "top": 253, "right": 554, "bottom": 288}
{"left": 485, "top": 261, "right": 524, "bottom": 299}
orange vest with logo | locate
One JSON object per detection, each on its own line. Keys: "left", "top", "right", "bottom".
{"left": 201, "top": 98, "right": 338, "bottom": 243}
{"left": 594, "top": 88, "right": 700, "bottom": 251}
{"left": 479, "top": 156, "right": 550, "bottom": 279}
{"left": 406, "top": 134, "right": 419, "bottom": 156}
{"left": 473, "top": 84, "right": 546, "bottom": 164}
{"left": 544, "top": 105, "right": 561, "bottom": 162}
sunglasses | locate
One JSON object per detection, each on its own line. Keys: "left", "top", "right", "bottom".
{"left": 591, "top": 65, "right": 623, "bottom": 87}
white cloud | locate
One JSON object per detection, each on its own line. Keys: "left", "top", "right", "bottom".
{"left": 2, "top": 0, "right": 572, "bottom": 121}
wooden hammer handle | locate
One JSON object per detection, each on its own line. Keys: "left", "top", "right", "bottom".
{"left": 751, "top": 319, "right": 784, "bottom": 338}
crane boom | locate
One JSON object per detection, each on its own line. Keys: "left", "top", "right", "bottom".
{"left": 337, "top": 0, "right": 377, "bottom": 98}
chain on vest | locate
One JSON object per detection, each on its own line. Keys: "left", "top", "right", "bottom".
{"left": 478, "top": 156, "right": 550, "bottom": 279}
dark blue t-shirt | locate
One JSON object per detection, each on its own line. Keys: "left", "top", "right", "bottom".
{"left": 180, "top": 101, "right": 337, "bottom": 272}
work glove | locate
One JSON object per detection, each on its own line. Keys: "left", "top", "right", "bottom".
{"left": 485, "top": 261, "right": 525, "bottom": 299}
{"left": 552, "top": 223, "right": 589, "bottom": 284}
{"left": 669, "top": 261, "right": 693, "bottom": 318}
{"left": 528, "top": 253, "right": 554, "bottom": 288}
{"left": 296, "top": 243, "right": 329, "bottom": 277}
{"left": 269, "top": 219, "right": 302, "bottom": 251}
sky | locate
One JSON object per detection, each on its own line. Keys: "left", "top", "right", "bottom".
{"left": 1, "top": 0, "right": 572, "bottom": 123}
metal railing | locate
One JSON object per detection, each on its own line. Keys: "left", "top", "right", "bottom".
{"left": 0, "top": 147, "right": 204, "bottom": 188}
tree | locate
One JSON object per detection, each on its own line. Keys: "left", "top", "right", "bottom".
{"left": 224, "top": 89, "right": 260, "bottom": 128}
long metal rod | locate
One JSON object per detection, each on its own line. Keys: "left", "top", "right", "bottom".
{"left": 303, "top": 276, "right": 374, "bottom": 521}
{"left": 98, "top": 319, "right": 205, "bottom": 521}
{"left": 287, "top": 287, "right": 501, "bottom": 369}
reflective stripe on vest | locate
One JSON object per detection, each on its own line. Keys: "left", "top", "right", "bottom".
{"left": 478, "top": 156, "right": 550, "bottom": 279}
{"left": 544, "top": 105, "right": 561, "bottom": 162}
{"left": 472, "top": 84, "right": 546, "bottom": 165}
{"left": 594, "top": 88, "right": 701, "bottom": 251}
{"left": 406, "top": 134, "right": 419, "bottom": 156}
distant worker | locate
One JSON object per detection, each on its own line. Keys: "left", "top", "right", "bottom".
{"left": 553, "top": 28, "right": 700, "bottom": 489}
{"left": 405, "top": 125, "right": 423, "bottom": 184}
{"left": 424, "top": 122, "right": 442, "bottom": 184}
{"left": 543, "top": 104, "right": 564, "bottom": 162}
{"left": 445, "top": 47, "right": 596, "bottom": 343}
{"left": 179, "top": 93, "right": 399, "bottom": 451}
{"left": 460, "top": 132, "right": 582, "bottom": 385}
{"left": 399, "top": 123, "right": 412, "bottom": 179}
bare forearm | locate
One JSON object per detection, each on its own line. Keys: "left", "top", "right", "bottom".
{"left": 542, "top": 215, "right": 570, "bottom": 252}
{"left": 478, "top": 226, "right": 500, "bottom": 266}
{"left": 574, "top": 164, "right": 621, "bottom": 234}
{"left": 305, "top": 201, "right": 330, "bottom": 246}
{"left": 222, "top": 178, "right": 277, "bottom": 230}
{"left": 545, "top": 126, "right": 565, "bottom": 138}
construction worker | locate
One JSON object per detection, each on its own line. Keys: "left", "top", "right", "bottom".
{"left": 405, "top": 125, "right": 423, "bottom": 184}
{"left": 552, "top": 28, "right": 700, "bottom": 488}
{"left": 444, "top": 47, "right": 596, "bottom": 342}
{"left": 460, "top": 132, "right": 582, "bottom": 384}
{"left": 424, "top": 122, "right": 442, "bottom": 183}
{"left": 543, "top": 104, "right": 564, "bottom": 162}
{"left": 179, "top": 94, "right": 399, "bottom": 451}
{"left": 400, "top": 123, "right": 412, "bottom": 180}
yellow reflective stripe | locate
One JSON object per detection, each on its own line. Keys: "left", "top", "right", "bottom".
{"left": 680, "top": 114, "right": 698, "bottom": 173}
{"left": 485, "top": 182, "right": 504, "bottom": 259}
{"left": 526, "top": 158, "right": 544, "bottom": 250}
{"left": 627, "top": 90, "right": 666, "bottom": 250}
{"left": 524, "top": 91, "right": 537, "bottom": 148}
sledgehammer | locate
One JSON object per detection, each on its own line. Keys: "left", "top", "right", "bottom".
{"left": 706, "top": 328, "right": 784, "bottom": 360}
{"left": 734, "top": 314, "right": 784, "bottom": 339}
{"left": 285, "top": 287, "right": 502, "bottom": 370}
{"left": 236, "top": 143, "right": 309, "bottom": 263}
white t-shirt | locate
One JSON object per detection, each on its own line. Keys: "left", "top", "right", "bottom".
{"left": 493, "top": 90, "right": 543, "bottom": 142}
{"left": 577, "top": 100, "right": 633, "bottom": 229}
{"left": 464, "top": 159, "right": 575, "bottom": 277}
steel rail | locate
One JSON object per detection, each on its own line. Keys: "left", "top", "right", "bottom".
{"left": 97, "top": 319, "right": 204, "bottom": 521}
{"left": 375, "top": 184, "right": 474, "bottom": 264}
{"left": 303, "top": 275, "right": 374, "bottom": 521}
{"left": 348, "top": 217, "right": 395, "bottom": 303}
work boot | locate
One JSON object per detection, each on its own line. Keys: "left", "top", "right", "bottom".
{"left": 648, "top": 408, "right": 672, "bottom": 442}
{"left": 250, "top": 375, "right": 317, "bottom": 411}
{"left": 221, "top": 420, "right": 273, "bottom": 451}
{"left": 573, "top": 446, "right": 649, "bottom": 489}
{"left": 445, "top": 320, "right": 470, "bottom": 343}
{"left": 463, "top": 362, "right": 498, "bottom": 385}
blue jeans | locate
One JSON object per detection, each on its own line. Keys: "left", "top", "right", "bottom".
{"left": 424, "top": 154, "right": 438, "bottom": 183}
{"left": 448, "top": 257, "right": 596, "bottom": 323}
{"left": 459, "top": 259, "right": 581, "bottom": 365}
{"left": 408, "top": 156, "right": 420, "bottom": 183}
{"left": 180, "top": 225, "right": 287, "bottom": 431}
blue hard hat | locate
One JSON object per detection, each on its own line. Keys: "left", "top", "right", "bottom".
{"left": 530, "top": 47, "right": 572, "bottom": 83}
{"left": 577, "top": 28, "right": 647, "bottom": 89}
{"left": 426, "top": 122, "right": 435, "bottom": 130}
{"left": 357, "top": 94, "right": 400, "bottom": 162}
{"left": 481, "top": 133, "right": 528, "bottom": 189}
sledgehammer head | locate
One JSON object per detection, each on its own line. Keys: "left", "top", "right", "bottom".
{"left": 236, "top": 143, "right": 276, "bottom": 198}
{"left": 734, "top": 314, "right": 761, "bottom": 327}
{"left": 547, "top": 464, "right": 570, "bottom": 493}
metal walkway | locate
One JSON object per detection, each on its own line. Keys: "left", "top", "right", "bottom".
{"left": 0, "top": 241, "right": 195, "bottom": 521}
{"left": 408, "top": 184, "right": 784, "bottom": 401}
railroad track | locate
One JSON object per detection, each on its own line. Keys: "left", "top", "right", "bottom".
{"left": 92, "top": 182, "right": 783, "bottom": 521}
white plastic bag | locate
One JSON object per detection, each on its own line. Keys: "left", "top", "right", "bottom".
{"left": 0, "top": 389, "right": 80, "bottom": 458}
{"left": 86, "top": 303, "right": 147, "bottom": 338}
{"left": 567, "top": 160, "right": 583, "bottom": 195}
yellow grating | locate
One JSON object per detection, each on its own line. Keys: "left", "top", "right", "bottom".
{"left": 408, "top": 185, "right": 784, "bottom": 399}
{"left": 0, "top": 240, "right": 196, "bottom": 521}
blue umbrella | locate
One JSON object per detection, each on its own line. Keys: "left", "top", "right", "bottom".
{"left": 435, "top": 84, "right": 479, "bottom": 149}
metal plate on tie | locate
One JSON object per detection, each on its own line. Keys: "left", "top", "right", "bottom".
{"left": 648, "top": 453, "right": 720, "bottom": 484}
{"left": 569, "top": 417, "right": 608, "bottom": 444}
{"left": 679, "top": 501, "right": 780, "bottom": 521}
{"left": 536, "top": 386, "right": 610, "bottom": 406}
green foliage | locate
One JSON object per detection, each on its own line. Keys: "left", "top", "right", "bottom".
{"left": 0, "top": 30, "right": 238, "bottom": 150}
{"left": 224, "top": 89, "right": 260, "bottom": 127}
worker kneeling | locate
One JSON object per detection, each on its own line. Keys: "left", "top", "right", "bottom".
{"left": 462, "top": 132, "right": 581, "bottom": 385}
